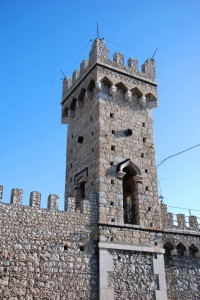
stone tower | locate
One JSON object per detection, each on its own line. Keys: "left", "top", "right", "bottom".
{"left": 0, "top": 38, "right": 199, "bottom": 300}
{"left": 61, "top": 38, "right": 160, "bottom": 229}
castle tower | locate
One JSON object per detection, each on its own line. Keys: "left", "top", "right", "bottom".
{"left": 61, "top": 38, "right": 160, "bottom": 229}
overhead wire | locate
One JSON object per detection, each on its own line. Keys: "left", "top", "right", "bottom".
{"left": 65, "top": 40, "right": 91, "bottom": 75}
{"left": 104, "top": 38, "right": 149, "bottom": 59}
{"left": 157, "top": 143, "right": 200, "bottom": 168}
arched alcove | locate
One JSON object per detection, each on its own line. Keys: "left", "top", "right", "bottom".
{"left": 189, "top": 244, "right": 198, "bottom": 257}
{"left": 117, "top": 159, "right": 141, "bottom": 225}
{"left": 163, "top": 241, "right": 174, "bottom": 257}
{"left": 176, "top": 242, "right": 186, "bottom": 256}
{"left": 115, "top": 82, "right": 128, "bottom": 94}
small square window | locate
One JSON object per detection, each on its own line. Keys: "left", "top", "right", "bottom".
{"left": 110, "top": 113, "right": 114, "bottom": 118}
{"left": 110, "top": 201, "right": 114, "bottom": 206}
{"left": 145, "top": 169, "right": 148, "bottom": 173}
{"left": 111, "top": 218, "right": 115, "bottom": 222}
{"left": 146, "top": 186, "right": 149, "bottom": 191}
{"left": 110, "top": 161, "right": 114, "bottom": 166}
{"left": 150, "top": 223, "right": 153, "bottom": 227}
{"left": 90, "top": 116, "right": 93, "bottom": 121}
{"left": 142, "top": 122, "right": 145, "bottom": 127}
{"left": 111, "top": 180, "right": 115, "bottom": 185}
{"left": 143, "top": 138, "right": 146, "bottom": 142}
{"left": 80, "top": 246, "right": 84, "bottom": 252}
{"left": 64, "top": 245, "right": 68, "bottom": 251}
{"left": 141, "top": 153, "right": 144, "bottom": 158}
{"left": 111, "top": 145, "right": 115, "bottom": 151}
{"left": 112, "top": 130, "right": 115, "bottom": 134}
{"left": 148, "top": 207, "right": 151, "bottom": 211}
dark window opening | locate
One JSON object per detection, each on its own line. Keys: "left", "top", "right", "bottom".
{"left": 142, "top": 122, "right": 145, "bottom": 127}
{"left": 111, "top": 180, "right": 115, "bottom": 185}
{"left": 110, "top": 113, "right": 114, "bottom": 118}
{"left": 141, "top": 153, "right": 144, "bottom": 158}
{"left": 176, "top": 243, "right": 186, "bottom": 256}
{"left": 145, "top": 169, "right": 148, "bottom": 173}
{"left": 123, "top": 167, "right": 138, "bottom": 225}
{"left": 64, "top": 245, "right": 68, "bottom": 251}
{"left": 111, "top": 145, "right": 115, "bottom": 151}
{"left": 76, "top": 182, "right": 86, "bottom": 211}
{"left": 110, "top": 161, "right": 114, "bottom": 166}
{"left": 143, "top": 137, "right": 146, "bottom": 142}
{"left": 80, "top": 246, "right": 84, "bottom": 252}
{"left": 112, "top": 130, "right": 115, "bottom": 134}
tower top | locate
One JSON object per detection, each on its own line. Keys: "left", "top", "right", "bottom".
{"left": 61, "top": 39, "right": 157, "bottom": 104}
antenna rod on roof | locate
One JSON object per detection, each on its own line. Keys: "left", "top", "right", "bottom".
{"left": 97, "top": 21, "right": 99, "bottom": 39}
{"left": 151, "top": 48, "right": 158, "bottom": 60}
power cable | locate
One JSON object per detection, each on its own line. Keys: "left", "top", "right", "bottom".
{"left": 65, "top": 40, "right": 91, "bottom": 75}
{"left": 104, "top": 38, "right": 148, "bottom": 59}
{"left": 157, "top": 143, "right": 200, "bottom": 168}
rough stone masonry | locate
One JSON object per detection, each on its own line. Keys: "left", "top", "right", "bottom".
{"left": 0, "top": 39, "right": 199, "bottom": 300}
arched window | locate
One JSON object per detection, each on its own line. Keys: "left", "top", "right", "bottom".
{"left": 163, "top": 241, "right": 174, "bottom": 257}
{"left": 176, "top": 242, "right": 186, "bottom": 256}
{"left": 189, "top": 244, "right": 198, "bottom": 257}
{"left": 123, "top": 168, "right": 137, "bottom": 224}
{"left": 117, "top": 159, "right": 142, "bottom": 225}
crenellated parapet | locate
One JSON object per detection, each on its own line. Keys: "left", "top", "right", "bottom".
{"left": 61, "top": 38, "right": 157, "bottom": 105}
{"left": 161, "top": 203, "right": 200, "bottom": 231}
{"left": 0, "top": 186, "right": 59, "bottom": 210}
{"left": 0, "top": 185, "right": 98, "bottom": 220}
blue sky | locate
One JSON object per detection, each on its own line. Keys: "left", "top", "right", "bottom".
{"left": 0, "top": 0, "right": 200, "bottom": 219}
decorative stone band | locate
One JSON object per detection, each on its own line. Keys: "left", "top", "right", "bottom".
{"left": 99, "top": 242, "right": 167, "bottom": 300}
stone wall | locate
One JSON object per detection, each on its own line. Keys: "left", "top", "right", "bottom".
{"left": 0, "top": 192, "right": 99, "bottom": 300}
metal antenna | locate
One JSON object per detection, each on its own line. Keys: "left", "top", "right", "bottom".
{"left": 60, "top": 69, "right": 66, "bottom": 79}
{"left": 151, "top": 48, "right": 158, "bottom": 60}
{"left": 97, "top": 21, "right": 100, "bottom": 39}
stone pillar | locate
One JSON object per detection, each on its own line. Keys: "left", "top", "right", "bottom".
{"left": 113, "top": 52, "right": 124, "bottom": 65}
{"left": 177, "top": 214, "right": 186, "bottom": 227}
{"left": 99, "top": 248, "right": 114, "bottom": 300}
{"left": 128, "top": 57, "right": 138, "bottom": 71}
{"left": 189, "top": 215, "right": 199, "bottom": 229}
{"left": 153, "top": 254, "right": 168, "bottom": 300}
{"left": 30, "top": 191, "right": 41, "bottom": 208}
{"left": 10, "top": 188, "right": 23, "bottom": 205}
{"left": 142, "top": 58, "right": 156, "bottom": 79}
{"left": 72, "top": 70, "right": 80, "bottom": 83}
{"left": 80, "top": 59, "right": 89, "bottom": 74}
{"left": 62, "top": 77, "right": 72, "bottom": 99}
{"left": 48, "top": 194, "right": 59, "bottom": 210}
{"left": 0, "top": 185, "right": 3, "bottom": 203}
{"left": 165, "top": 212, "right": 174, "bottom": 227}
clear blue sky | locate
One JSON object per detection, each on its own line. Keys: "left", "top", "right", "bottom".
{"left": 1, "top": 0, "right": 200, "bottom": 219}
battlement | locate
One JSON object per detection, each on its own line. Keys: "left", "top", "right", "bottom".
{"left": 161, "top": 203, "right": 200, "bottom": 232}
{"left": 0, "top": 185, "right": 97, "bottom": 219}
{"left": 62, "top": 38, "right": 156, "bottom": 102}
